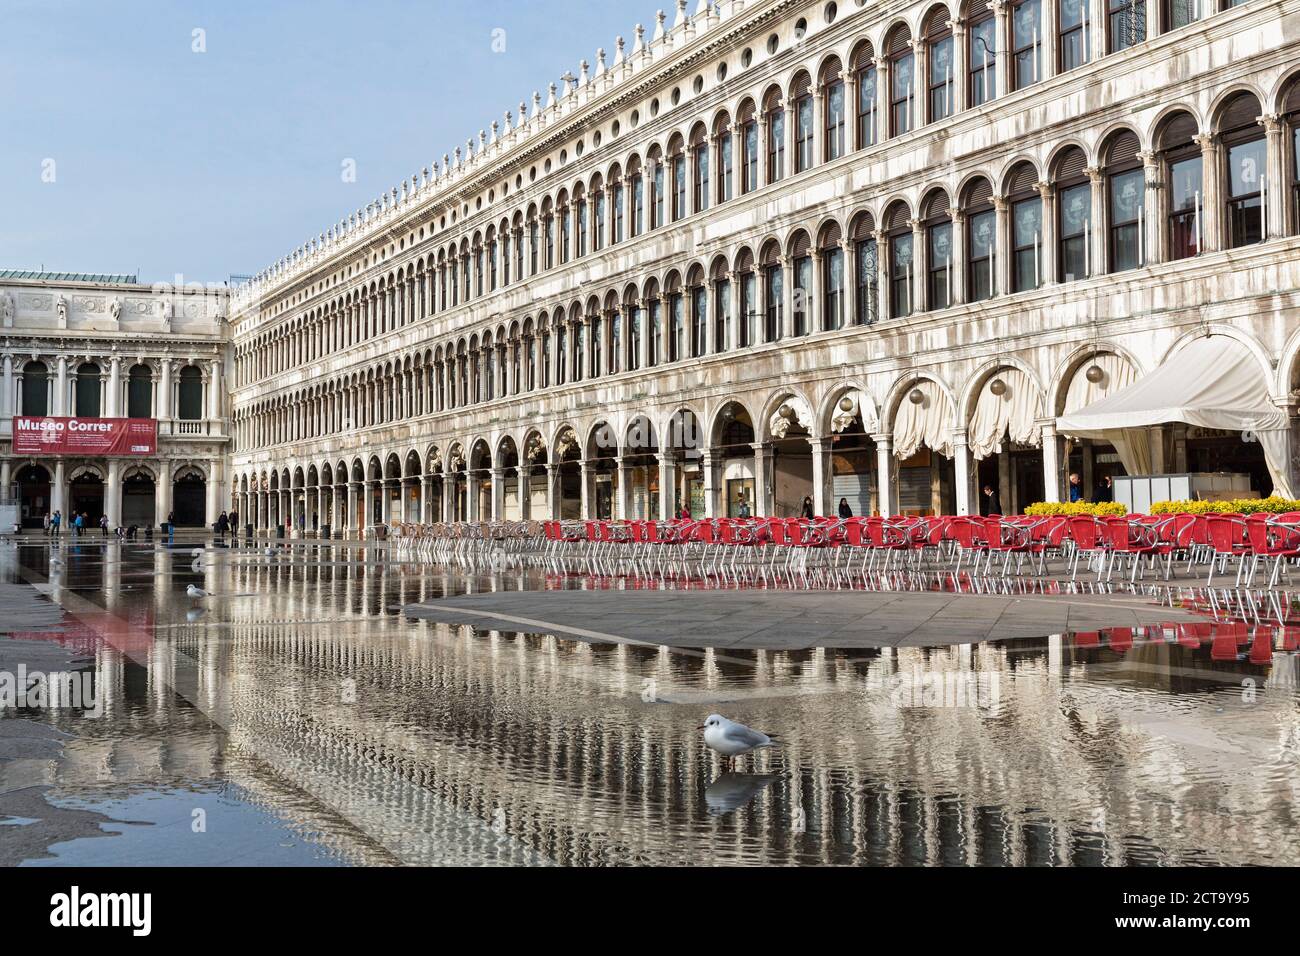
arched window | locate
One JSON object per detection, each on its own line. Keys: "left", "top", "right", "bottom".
{"left": 923, "top": 191, "right": 953, "bottom": 310}
{"left": 543, "top": 199, "right": 556, "bottom": 269}
{"left": 646, "top": 279, "right": 662, "bottom": 366}
{"left": 968, "top": 1, "right": 996, "bottom": 107}
{"left": 570, "top": 307, "right": 585, "bottom": 383}
{"left": 1058, "top": 0, "right": 1089, "bottom": 72}
{"left": 474, "top": 239, "right": 484, "bottom": 296}
{"left": 716, "top": 114, "right": 734, "bottom": 203}
{"left": 792, "top": 73, "right": 814, "bottom": 173}
{"left": 925, "top": 11, "right": 954, "bottom": 124}
{"left": 819, "top": 223, "right": 845, "bottom": 331}
{"left": 629, "top": 156, "right": 645, "bottom": 236}
{"left": 178, "top": 365, "right": 203, "bottom": 420}
{"left": 886, "top": 27, "right": 915, "bottom": 137}
{"left": 574, "top": 183, "right": 588, "bottom": 257}
{"left": 1158, "top": 111, "right": 1201, "bottom": 259}
{"left": 691, "top": 125, "right": 710, "bottom": 213}
{"left": 607, "top": 294, "right": 621, "bottom": 374}
{"left": 761, "top": 241, "right": 784, "bottom": 341}
{"left": 625, "top": 292, "right": 642, "bottom": 371}
{"left": 650, "top": 146, "right": 665, "bottom": 227}
{"left": 589, "top": 303, "right": 602, "bottom": 377}
{"left": 21, "top": 361, "right": 49, "bottom": 416}
{"left": 558, "top": 191, "right": 571, "bottom": 263}
{"left": 853, "top": 43, "right": 878, "bottom": 148}
{"left": 790, "top": 230, "right": 812, "bottom": 336}
{"left": 75, "top": 362, "right": 101, "bottom": 417}
{"left": 735, "top": 248, "right": 757, "bottom": 347}
{"left": 666, "top": 272, "right": 685, "bottom": 362}
{"left": 669, "top": 136, "right": 687, "bottom": 221}
{"left": 738, "top": 101, "right": 759, "bottom": 193}
{"left": 885, "top": 202, "right": 914, "bottom": 318}
{"left": 1219, "top": 92, "right": 1267, "bottom": 248}
{"left": 1285, "top": 80, "right": 1300, "bottom": 235}
{"left": 128, "top": 364, "right": 152, "bottom": 418}
{"left": 851, "top": 212, "right": 879, "bottom": 325}
{"left": 823, "top": 60, "right": 846, "bottom": 161}
{"left": 764, "top": 89, "right": 785, "bottom": 183}
{"left": 688, "top": 266, "right": 707, "bottom": 357}
{"left": 1011, "top": 0, "right": 1043, "bottom": 91}
{"left": 1105, "top": 130, "right": 1145, "bottom": 272}
{"left": 1108, "top": 0, "right": 1145, "bottom": 53}
{"left": 591, "top": 176, "right": 605, "bottom": 252}
{"left": 612, "top": 168, "right": 625, "bottom": 243}
{"left": 555, "top": 323, "right": 567, "bottom": 385}
{"left": 1054, "top": 146, "right": 1091, "bottom": 281}
{"left": 711, "top": 258, "right": 730, "bottom": 352}
{"left": 1007, "top": 162, "right": 1043, "bottom": 292}
{"left": 962, "top": 177, "right": 997, "bottom": 301}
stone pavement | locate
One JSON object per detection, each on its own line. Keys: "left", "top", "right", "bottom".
{"left": 404, "top": 587, "right": 1205, "bottom": 649}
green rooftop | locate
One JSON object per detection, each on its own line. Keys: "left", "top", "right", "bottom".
{"left": 0, "top": 269, "right": 140, "bottom": 285}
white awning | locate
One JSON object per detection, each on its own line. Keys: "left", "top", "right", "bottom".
{"left": 1056, "top": 336, "right": 1292, "bottom": 497}
{"left": 968, "top": 367, "right": 1041, "bottom": 460}
{"left": 894, "top": 380, "right": 955, "bottom": 459}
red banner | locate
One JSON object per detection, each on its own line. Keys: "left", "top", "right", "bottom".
{"left": 11, "top": 417, "right": 157, "bottom": 456}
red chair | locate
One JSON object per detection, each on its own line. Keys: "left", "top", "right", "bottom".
{"left": 1205, "top": 515, "right": 1250, "bottom": 586}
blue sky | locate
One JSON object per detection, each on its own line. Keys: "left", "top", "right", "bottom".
{"left": 0, "top": 0, "right": 650, "bottom": 283}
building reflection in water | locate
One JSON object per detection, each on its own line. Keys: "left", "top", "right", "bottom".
{"left": 6, "top": 541, "right": 1300, "bottom": 866}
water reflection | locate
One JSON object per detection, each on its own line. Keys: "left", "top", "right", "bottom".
{"left": 1, "top": 539, "right": 1299, "bottom": 866}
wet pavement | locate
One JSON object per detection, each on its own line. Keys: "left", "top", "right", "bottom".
{"left": 1, "top": 536, "right": 1299, "bottom": 866}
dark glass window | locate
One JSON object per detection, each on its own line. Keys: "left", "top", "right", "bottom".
{"left": 714, "top": 279, "right": 730, "bottom": 352}
{"left": 928, "top": 35, "right": 954, "bottom": 122}
{"left": 719, "top": 132, "right": 734, "bottom": 201}
{"left": 927, "top": 221, "right": 952, "bottom": 310}
{"left": 890, "top": 231, "right": 913, "bottom": 318}
{"left": 178, "top": 366, "right": 203, "bottom": 420}
{"left": 856, "top": 64, "right": 878, "bottom": 147}
{"left": 128, "top": 365, "right": 152, "bottom": 417}
{"left": 855, "top": 238, "right": 878, "bottom": 324}
{"left": 22, "top": 362, "right": 48, "bottom": 416}
{"left": 826, "top": 80, "right": 845, "bottom": 160}
{"left": 768, "top": 107, "right": 785, "bottom": 182}
{"left": 891, "top": 51, "right": 914, "bottom": 136}
{"left": 740, "top": 272, "right": 757, "bottom": 346}
{"left": 823, "top": 247, "right": 844, "bottom": 329}
{"left": 795, "top": 95, "right": 814, "bottom": 171}
{"left": 1226, "top": 137, "right": 1266, "bottom": 248}
{"left": 693, "top": 145, "right": 710, "bottom": 212}
{"left": 969, "top": 17, "right": 996, "bottom": 107}
{"left": 793, "top": 254, "right": 812, "bottom": 335}
{"left": 1012, "top": 196, "right": 1043, "bottom": 291}
{"left": 75, "top": 364, "right": 101, "bottom": 417}
{"left": 1109, "top": 168, "right": 1144, "bottom": 271}
{"left": 1012, "top": 0, "right": 1042, "bottom": 91}
{"left": 742, "top": 121, "right": 758, "bottom": 192}
{"left": 967, "top": 208, "right": 996, "bottom": 301}
{"left": 765, "top": 264, "right": 783, "bottom": 341}
{"left": 1108, "top": 0, "right": 1145, "bottom": 53}
{"left": 1059, "top": 0, "right": 1086, "bottom": 72}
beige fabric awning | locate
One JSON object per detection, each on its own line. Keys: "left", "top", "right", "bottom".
{"left": 894, "top": 380, "right": 955, "bottom": 459}
{"left": 968, "top": 367, "right": 1041, "bottom": 460}
{"left": 1056, "top": 336, "right": 1293, "bottom": 497}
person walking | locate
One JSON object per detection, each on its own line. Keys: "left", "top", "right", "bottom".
{"left": 980, "top": 484, "right": 1002, "bottom": 516}
{"left": 167, "top": 511, "right": 175, "bottom": 542}
{"left": 51, "top": 511, "right": 61, "bottom": 536}
{"left": 99, "top": 514, "right": 108, "bottom": 537}
{"left": 838, "top": 497, "right": 852, "bottom": 519}
{"left": 43, "top": 512, "right": 51, "bottom": 536}
{"left": 1068, "top": 472, "right": 1085, "bottom": 503}
{"left": 800, "top": 496, "right": 815, "bottom": 519}
{"left": 217, "top": 511, "right": 229, "bottom": 538}
{"left": 73, "top": 512, "right": 83, "bottom": 537}
{"left": 230, "top": 509, "right": 239, "bottom": 536}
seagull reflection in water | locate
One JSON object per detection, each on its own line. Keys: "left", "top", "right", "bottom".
{"left": 704, "top": 773, "right": 783, "bottom": 816}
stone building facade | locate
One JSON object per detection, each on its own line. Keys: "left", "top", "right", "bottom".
{"left": 211, "top": 0, "right": 1300, "bottom": 529}
{"left": 0, "top": 272, "right": 228, "bottom": 530}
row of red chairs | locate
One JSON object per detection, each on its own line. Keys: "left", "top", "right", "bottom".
{"left": 534, "top": 511, "right": 1300, "bottom": 587}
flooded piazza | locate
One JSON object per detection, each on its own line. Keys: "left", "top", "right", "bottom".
{"left": 1, "top": 537, "right": 1299, "bottom": 867}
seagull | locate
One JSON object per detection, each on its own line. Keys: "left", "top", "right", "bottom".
{"left": 700, "top": 714, "right": 780, "bottom": 771}
{"left": 186, "top": 584, "right": 209, "bottom": 598}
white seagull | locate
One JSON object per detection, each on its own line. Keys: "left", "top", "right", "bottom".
{"left": 700, "top": 714, "right": 780, "bottom": 771}
{"left": 186, "top": 584, "right": 209, "bottom": 598}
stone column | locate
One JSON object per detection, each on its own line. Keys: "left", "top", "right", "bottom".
{"left": 875, "top": 58, "right": 890, "bottom": 143}
{"left": 207, "top": 359, "right": 222, "bottom": 424}
{"left": 1040, "top": 0, "right": 1056, "bottom": 82}
{"left": 578, "top": 460, "right": 591, "bottom": 519}
{"left": 951, "top": 210, "right": 967, "bottom": 305}
{"left": 701, "top": 449, "right": 720, "bottom": 519}
{"left": 490, "top": 467, "right": 504, "bottom": 520}
{"left": 347, "top": 481, "right": 360, "bottom": 532}
{"left": 810, "top": 437, "right": 831, "bottom": 517}
{"left": 1196, "top": 133, "right": 1221, "bottom": 253}
{"left": 205, "top": 460, "right": 221, "bottom": 527}
{"left": 155, "top": 465, "right": 172, "bottom": 529}
{"left": 811, "top": 88, "right": 825, "bottom": 169}
{"left": 781, "top": 97, "right": 795, "bottom": 178}
{"left": 1, "top": 354, "right": 11, "bottom": 418}
{"left": 546, "top": 463, "right": 560, "bottom": 520}
{"left": 993, "top": 196, "right": 1011, "bottom": 296}
{"left": 910, "top": 218, "right": 925, "bottom": 312}
{"left": 992, "top": 0, "right": 1011, "bottom": 99}
{"left": 781, "top": 255, "right": 795, "bottom": 338}
{"left": 1038, "top": 180, "right": 1057, "bottom": 284}
{"left": 874, "top": 435, "right": 894, "bottom": 517}
{"left": 950, "top": 18, "right": 969, "bottom": 113}
{"left": 54, "top": 356, "right": 68, "bottom": 415}
{"left": 517, "top": 468, "right": 529, "bottom": 520}
{"left": 156, "top": 357, "right": 171, "bottom": 420}
{"left": 1040, "top": 421, "right": 1061, "bottom": 503}
{"left": 1086, "top": 167, "right": 1104, "bottom": 277}
{"left": 952, "top": 431, "right": 971, "bottom": 516}
{"left": 1262, "top": 113, "right": 1286, "bottom": 240}
{"left": 108, "top": 356, "right": 121, "bottom": 417}
{"left": 105, "top": 459, "right": 122, "bottom": 529}
{"left": 1140, "top": 149, "right": 1162, "bottom": 266}
{"left": 752, "top": 441, "right": 772, "bottom": 517}
{"left": 441, "top": 475, "right": 454, "bottom": 523}
{"left": 614, "top": 456, "right": 630, "bottom": 521}
{"left": 657, "top": 453, "right": 674, "bottom": 520}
